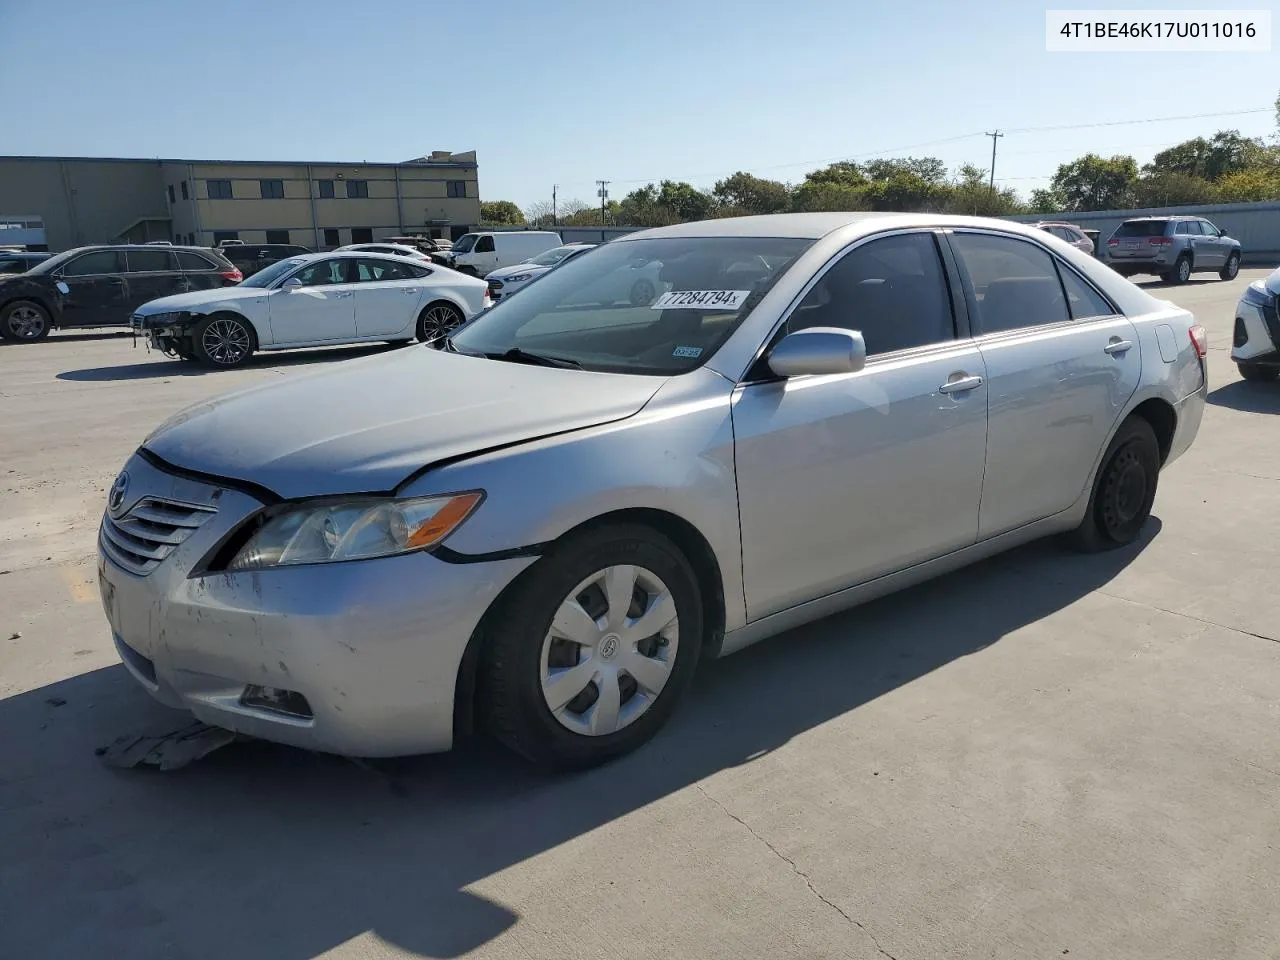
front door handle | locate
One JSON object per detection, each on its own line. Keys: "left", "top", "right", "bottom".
{"left": 938, "top": 374, "right": 984, "bottom": 394}
{"left": 1104, "top": 338, "right": 1133, "bottom": 355}
{"left": 403, "top": 287, "right": 419, "bottom": 294}
{"left": 335, "top": 291, "right": 354, "bottom": 298}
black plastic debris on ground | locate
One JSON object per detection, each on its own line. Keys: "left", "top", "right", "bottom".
{"left": 98, "top": 721, "right": 238, "bottom": 771}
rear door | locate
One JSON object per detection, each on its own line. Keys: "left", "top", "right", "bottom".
{"left": 352, "top": 257, "right": 423, "bottom": 337}
{"left": 123, "top": 248, "right": 185, "bottom": 309}
{"left": 176, "top": 250, "right": 227, "bottom": 291}
{"left": 266, "top": 257, "right": 358, "bottom": 344}
{"left": 947, "top": 230, "right": 1141, "bottom": 538}
{"left": 55, "top": 249, "right": 129, "bottom": 326}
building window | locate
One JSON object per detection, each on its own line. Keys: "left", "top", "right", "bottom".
{"left": 265, "top": 230, "right": 290, "bottom": 244}
{"left": 346, "top": 180, "right": 369, "bottom": 199}
{"left": 207, "top": 179, "right": 233, "bottom": 200}
{"left": 167, "top": 185, "right": 175, "bottom": 203}
{"left": 213, "top": 231, "right": 239, "bottom": 244}
{"left": 318, "top": 180, "right": 335, "bottom": 199}
{"left": 351, "top": 227, "right": 374, "bottom": 244}
{"left": 181, "top": 181, "right": 189, "bottom": 200}
{"left": 260, "top": 179, "right": 285, "bottom": 199}
{"left": 323, "top": 228, "right": 340, "bottom": 247}
{"left": 446, "top": 180, "right": 467, "bottom": 198}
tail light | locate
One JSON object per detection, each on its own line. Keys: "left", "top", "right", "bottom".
{"left": 1149, "top": 237, "right": 1172, "bottom": 246}
{"left": 1189, "top": 324, "right": 1208, "bottom": 359}
{"left": 1107, "top": 238, "right": 1120, "bottom": 247}
{"left": 482, "top": 292, "right": 492, "bottom": 309}
{"left": 220, "top": 268, "right": 243, "bottom": 282}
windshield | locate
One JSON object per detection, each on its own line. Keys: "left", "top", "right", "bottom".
{"left": 239, "top": 257, "right": 306, "bottom": 288}
{"left": 451, "top": 236, "right": 812, "bottom": 375}
{"left": 451, "top": 234, "right": 477, "bottom": 253}
{"left": 1115, "top": 220, "right": 1168, "bottom": 238}
{"left": 528, "top": 246, "right": 581, "bottom": 267}
{"left": 24, "top": 248, "right": 83, "bottom": 275}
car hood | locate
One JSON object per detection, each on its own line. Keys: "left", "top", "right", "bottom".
{"left": 142, "top": 347, "right": 666, "bottom": 498}
{"left": 488, "top": 263, "right": 550, "bottom": 281}
{"left": 135, "top": 287, "right": 267, "bottom": 314}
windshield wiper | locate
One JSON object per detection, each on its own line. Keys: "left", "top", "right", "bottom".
{"left": 486, "top": 347, "right": 581, "bottom": 369}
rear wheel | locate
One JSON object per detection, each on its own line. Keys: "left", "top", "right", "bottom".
{"left": 1, "top": 300, "right": 52, "bottom": 341}
{"left": 416, "top": 301, "right": 465, "bottom": 347}
{"left": 1220, "top": 253, "right": 1240, "bottom": 281}
{"left": 481, "top": 523, "right": 703, "bottom": 768}
{"left": 192, "top": 314, "right": 255, "bottom": 368}
{"left": 1238, "top": 362, "right": 1279, "bottom": 382}
{"left": 1068, "top": 416, "right": 1160, "bottom": 552}
{"left": 1166, "top": 255, "right": 1192, "bottom": 285}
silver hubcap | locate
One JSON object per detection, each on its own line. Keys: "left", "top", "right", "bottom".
{"left": 421, "top": 305, "right": 461, "bottom": 343}
{"left": 1227, "top": 257, "right": 1238, "bottom": 278}
{"left": 540, "top": 564, "right": 679, "bottom": 737}
{"left": 8, "top": 305, "right": 45, "bottom": 338}
{"left": 202, "top": 318, "right": 250, "bottom": 365}
{"left": 1178, "top": 260, "right": 1190, "bottom": 281}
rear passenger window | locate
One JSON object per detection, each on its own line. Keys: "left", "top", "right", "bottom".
{"left": 355, "top": 258, "right": 412, "bottom": 282}
{"left": 176, "top": 251, "right": 215, "bottom": 271}
{"left": 126, "top": 249, "right": 176, "bottom": 272}
{"left": 950, "top": 233, "right": 1069, "bottom": 334}
{"left": 1058, "top": 269, "right": 1115, "bottom": 320}
{"left": 1175, "top": 222, "right": 1192, "bottom": 235}
{"left": 786, "top": 232, "right": 955, "bottom": 356}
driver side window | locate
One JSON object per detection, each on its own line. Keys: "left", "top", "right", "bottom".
{"left": 783, "top": 232, "right": 956, "bottom": 356}
{"left": 475, "top": 235, "right": 495, "bottom": 253}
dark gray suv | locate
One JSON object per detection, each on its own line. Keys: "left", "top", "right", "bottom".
{"left": 1107, "top": 216, "right": 1242, "bottom": 284}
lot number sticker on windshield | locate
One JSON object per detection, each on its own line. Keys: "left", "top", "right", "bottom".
{"left": 651, "top": 290, "right": 750, "bottom": 310}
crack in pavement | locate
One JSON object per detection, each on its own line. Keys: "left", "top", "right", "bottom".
{"left": 1096, "top": 590, "right": 1280, "bottom": 646}
{"left": 695, "top": 784, "right": 900, "bottom": 960}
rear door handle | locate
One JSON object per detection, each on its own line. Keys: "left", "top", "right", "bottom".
{"left": 335, "top": 291, "right": 354, "bottom": 298}
{"left": 1104, "top": 338, "right": 1133, "bottom": 355}
{"left": 938, "top": 374, "right": 984, "bottom": 394}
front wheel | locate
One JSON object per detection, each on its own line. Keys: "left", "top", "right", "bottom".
{"left": 1067, "top": 416, "right": 1160, "bottom": 552}
{"left": 1238, "top": 362, "right": 1279, "bottom": 382}
{"left": 416, "top": 301, "right": 465, "bottom": 347}
{"left": 481, "top": 524, "right": 704, "bottom": 768}
{"left": 0, "top": 300, "right": 52, "bottom": 341}
{"left": 192, "top": 314, "right": 255, "bottom": 368}
{"left": 1220, "top": 253, "right": 1240, "bottom": 281}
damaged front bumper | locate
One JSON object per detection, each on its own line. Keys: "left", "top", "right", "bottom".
{"left": 97, "top": 451, "right": 533, "bottom": 757}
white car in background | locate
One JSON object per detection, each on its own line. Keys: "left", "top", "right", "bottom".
{"left": 130, "top": 251, "right": 488, "bottom": 368}
{"left": 337, "top": 242, "right": 434, "bottom": 264}
{"left": 485, "top": 243, "right": 597, "bottom": 301}
{"left": 1232, "top": 266, "right": 1280, "bottom": 382}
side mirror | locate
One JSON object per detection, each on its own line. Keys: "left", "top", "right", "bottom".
{"left": 55, "top": 280, "right": 70, "bottom": 295}
{"left": 1219, "top": 229, "right": 1229, "bottom": 238}
{"left": 767, "top": 327, "right": 866, "bottom": 378}
{"left": 282, "top": 277, "right": 304, "bottom": 290}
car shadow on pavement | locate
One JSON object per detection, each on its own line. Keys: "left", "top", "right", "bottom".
{"left": 1206, "top": 380, "right": 1280, "bottom": 414}
{"left": 55, "top": 343, "right": 402, "bottom": 382}
{"left": 0, "top": 523, "right": 1158, "bottom": 959}
{"left": 0, "top": 330, "right": 133, "bottom": 347}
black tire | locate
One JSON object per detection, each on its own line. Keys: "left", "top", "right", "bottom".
{"left": 1219, "top": 253, "right": 1240, "bottom": 281}
{"left": 1068, "top": 416, "right": 1161, "bottom": 552}
{"left": 416, "top": 301, "right": 465, "bottom": 346}
{"left": 0, "top": 299, "right": 52, "bottom": 341}
{"left": 480, "top": 523, "right": 704, "bottom": 769}
{"left": 1238, "top": 362, "right": 1280, "bottom": 382}
{"left": 457, "top": 266, "right": 478, "bottom": 277}
{"left": 191, "top": 313, "right": 255, "bottom": 368}
{"left": 629, "top": 278, "right": 657, "bottom": 306}
{"left": 1170, "top": 255, "right": 1192, "bottom": 285}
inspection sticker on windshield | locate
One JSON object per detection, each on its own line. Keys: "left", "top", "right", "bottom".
{"left": 672, "top": 345, "right": 703, "bottom": 359}
{"left": 651, "top": 290, "right": 750, "bottom": 310}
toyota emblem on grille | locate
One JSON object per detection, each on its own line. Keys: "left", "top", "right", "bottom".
{"left": 107, "top": 471, "right": 130, "bottom": 516}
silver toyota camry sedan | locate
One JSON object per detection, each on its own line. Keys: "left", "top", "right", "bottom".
{"left": 98, "top": 213, "right": 1208, "bottom": 768}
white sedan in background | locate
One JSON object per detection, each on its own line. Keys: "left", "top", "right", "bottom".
{"left": 485, "top": 243, "right": 597, "bottom": 301}
{"left": 130, "top": 251, "right": 489, "bottom": 368}
{"left": 336, "top": 242, "right": 435, "bottom": 263}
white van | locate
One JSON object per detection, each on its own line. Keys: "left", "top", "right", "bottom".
{"left": 449, "top": 231, "right": 562, "bottom": 277}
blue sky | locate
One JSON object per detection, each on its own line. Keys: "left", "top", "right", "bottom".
{"left": 2, "top": 0, "right": 1276, "bottom": 210}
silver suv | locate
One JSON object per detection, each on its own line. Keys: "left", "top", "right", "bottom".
{"left": 1107, "top": 216, "right": 1242, "bottom": 284}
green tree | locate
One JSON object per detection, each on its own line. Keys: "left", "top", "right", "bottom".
{"left": 1216, "top": 168, "right": 1280, "bottom": 202}
{"left": 863, "top": 156, "right": 948, "bottom": 185}
{"left": 943, "top": 164, "right": 1024, "bottom": 216}
{"left": 1133, "top": 172, "right": 1217, "bottom": 208}
{"left": 563, "top": 201, "right": 621, "bottom": 226}
{"left": 1146, "top": 130, "right": 1269, "bottom": 181}
{"left": 656, "top": 180, "right": 715, "bottom": 222}
{"left": 1049, "top": 154, "right": 1138, "bottom": 211}
{"left": 790, "top": 180, "right": 868, "bottom": 212}
{"left": 1028, "top": 188, "right": 1066, "bottom": 214}
{"left": 711, "top": 171, "right": 792, "bottom": 214}
{"left": 480, "top": 200, "right": 525, "bottom": 225}
{"left": 800, "top": 161, "right": 867, "bottom": 188}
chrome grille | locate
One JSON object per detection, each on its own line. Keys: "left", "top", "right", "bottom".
{"left": 100, "top": 497, "right": 217, "bottom": 576}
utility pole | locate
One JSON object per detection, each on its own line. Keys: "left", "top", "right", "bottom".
{"left": 596, "top": 180, "right": 610, "bottom": 226}
{"left": 985, "top": 130, "right": 1004, "bottom": 195}
{"left": 552, "top": 185, "right": 558, "bottom": 227}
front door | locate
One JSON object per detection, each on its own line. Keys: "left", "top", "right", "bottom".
{"left": 352, "top": 257, "right": 423, "bottom": 337}
{"left": 266, "top": 257, "right": 358, "bottom": 344}
{"left": 55, "top": 249, "right": 130, "bottom": 326}
{"left": 946, "top": 230, "right": 1142, "bottom": 538}
{"left": 123, "top": 248, "right": 186, "bottom": 311}
{"left": 1196, "top": 220, "right": 1227, "bottom": 268}
{"left": 733, "top": 231, "right": 989, "bottom": 621}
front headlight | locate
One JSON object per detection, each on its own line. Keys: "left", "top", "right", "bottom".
{"left": 227, "top": 491, "right": 483, "bottom": 571}
{"left": 141, "top": 310, "right": 189, "bottom": 327}
{"left": 1241, "top": 282, "right": 1275, "bottom": 309}
{"left": 506, "top": 274, "right": 532, "bottom": 283}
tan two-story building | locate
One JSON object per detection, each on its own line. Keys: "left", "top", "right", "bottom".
{"left": 0, "top": 151, "right": 481, "bottom": 252}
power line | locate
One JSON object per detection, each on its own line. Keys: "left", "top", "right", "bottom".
{"left": 1002, "top": 106, "right": 1273, "bottom": 136}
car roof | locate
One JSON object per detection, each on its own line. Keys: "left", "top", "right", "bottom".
{"left": 622, "top": 212, "right": 1061, "bottom": 242}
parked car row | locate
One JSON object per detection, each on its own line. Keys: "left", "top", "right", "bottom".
{"left": 97, "top": 212, "right": 1209, "bottom": 768}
